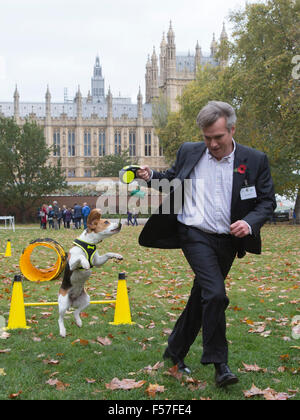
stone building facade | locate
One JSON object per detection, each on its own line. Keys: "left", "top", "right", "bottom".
{"left": 0, "top": 22, "right": 227, "bottom": 181}
{"left": 145, "top": 22, "right": 228, "bottom": 112}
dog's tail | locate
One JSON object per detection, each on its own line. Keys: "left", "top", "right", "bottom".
{"left": 61, "top": 262, "right": 72, "bottom": 291}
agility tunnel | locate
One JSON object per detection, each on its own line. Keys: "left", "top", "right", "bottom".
{"left": 19, "top": 238, "right": 67, "bottom": 282}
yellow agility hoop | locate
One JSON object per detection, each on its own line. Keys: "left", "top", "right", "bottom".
{"left": 20, "top": 238, "right": 67, "bottom": 282}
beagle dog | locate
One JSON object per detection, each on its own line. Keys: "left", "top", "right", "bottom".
{"left": 58, "top": 209, "right": 123, "bottom": 337}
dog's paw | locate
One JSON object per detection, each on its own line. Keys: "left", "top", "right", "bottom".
{"left": 112, "top": 253, "right": 123, "bottom": 260}
{"left": 75, "top": 318, "right": 82, "bottom": 328}
{"left": 59, "top": 327, "right": 66, "bottom": 338}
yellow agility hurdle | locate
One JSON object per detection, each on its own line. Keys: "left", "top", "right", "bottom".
{"left": 5, "top": 272, "right": 134, "bottom": 331}
{"left": 4, "top": 239, "right": 135, "bottom": 330}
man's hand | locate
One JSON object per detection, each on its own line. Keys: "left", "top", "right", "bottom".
{"left": 230, "top": 220, "right": 250, "bottom": 238}
{"left": 136, "top": 166, "right": 152, "bottom": 182}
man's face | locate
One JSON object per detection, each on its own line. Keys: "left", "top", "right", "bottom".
{"left": 202, "top": 117, "right": 235, "bottom": 161}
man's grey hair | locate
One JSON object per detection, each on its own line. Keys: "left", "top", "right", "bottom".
{"left": 196, "top": 101, "right": 237, "bottom": 131}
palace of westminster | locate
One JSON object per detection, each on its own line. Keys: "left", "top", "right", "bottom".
{"left": 0, "top": 22, "right": 228, "bottom": 181}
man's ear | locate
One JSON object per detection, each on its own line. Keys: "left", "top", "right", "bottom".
{"left": 87, "top": 209, "right": 101, "bottom": 232}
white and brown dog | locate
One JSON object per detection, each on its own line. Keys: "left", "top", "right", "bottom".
{"left": 58, "top": 209, "right": 123, "bottom": 337}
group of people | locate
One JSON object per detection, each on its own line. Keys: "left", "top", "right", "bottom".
{"left": 38, "top": 201, "right": 91, "bottom": 230}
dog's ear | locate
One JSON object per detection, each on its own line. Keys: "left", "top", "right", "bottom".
{"left": 87, "top": 209, "right": 101, "bottom": 232}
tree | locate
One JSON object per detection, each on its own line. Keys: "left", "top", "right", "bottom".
{"left": 227, "top": 0, "right": 300, "bottom": 219}
{"left": 0, "top": 117, "right": 66, "bottom": 222}
{"left": 92, "top": 149, "right": 138, "bottom": 177}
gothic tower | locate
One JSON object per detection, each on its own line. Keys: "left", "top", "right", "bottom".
{"left": 91, "top": 55, "right": 105, "bottom": 103}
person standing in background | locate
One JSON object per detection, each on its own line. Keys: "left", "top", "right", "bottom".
{"left": 82, "top": 202, "right": 91, "bottom": 230}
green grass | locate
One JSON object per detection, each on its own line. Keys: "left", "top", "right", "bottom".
{"left": 0, "top": 224, "right": 299, "bottom": 400}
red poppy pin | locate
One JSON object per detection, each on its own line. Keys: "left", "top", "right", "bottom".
{"left": 234, "top": 164, "right": 247, "bottom": 174}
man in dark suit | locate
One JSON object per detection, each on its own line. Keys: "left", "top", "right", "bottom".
{"left": 137, "top": 101, "right": 276, "bottom": 387}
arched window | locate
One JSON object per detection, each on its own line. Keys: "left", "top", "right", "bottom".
{"left": 84, "top": 130, "right": 91, "bottom": 156}
{"left": 99, "top": 130, "right": 106, "bottom": 156}
{"left": 129, "top": 130, "right": 136, "bottom": 156}
{"left": 114, "top": 130, "right": 121, "bottom": 155}
{"left": 145, "top": 131, "right": 152, "bottom": 156}
{"left": 53, "top": 130, "right": 60, "bottom": 156}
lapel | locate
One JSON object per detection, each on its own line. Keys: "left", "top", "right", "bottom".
{"left": 179, "top": 142, "right": 206, "bottom": 181}
{"left": 231, "top": 143, "right": 249, "bottom": 213}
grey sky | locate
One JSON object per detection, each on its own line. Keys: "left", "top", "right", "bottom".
{"left": 0, "top": 0, "right": 253, "bottom": 103}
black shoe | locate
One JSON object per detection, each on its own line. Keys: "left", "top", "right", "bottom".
{"left": 214, "top": 363, "right": 239, "bottom": 387}
{"left": 163, "top": 348, "right": 191, "bottom": 375}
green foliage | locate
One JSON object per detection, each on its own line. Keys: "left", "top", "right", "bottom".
{"left": 228, "top": 0, "right": 300, "bottom": 197}
{"left": 0, "top": 117, "right": 66, "bottom": 219}
{"left": 92, "top": 150, "right": 138, "bottom": 177}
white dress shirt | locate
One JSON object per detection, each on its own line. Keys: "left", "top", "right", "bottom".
{"left": 177, "top": 141, "right": 236, "bottom": 234}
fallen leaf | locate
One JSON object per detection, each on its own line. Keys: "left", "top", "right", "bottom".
{"left": 185, "top": 377, "right": 207, "bottom": 391}
{"left": 43, "top": 359, "right": 60, "bottom": 365}
{"left": 97, "top": 336, "right": 112, "bottom": 346}
{"left": 8, "top": 391, "right": 22, "bottom": 399}
{"left": 0, "top": 331, "right": 10, "bottom": 340}
{"left": 143, "top": 361, "right": 164, "bottom": 374}
{"left": 164, "top": 365, "right": 183, "bottom": 381}
{"left": 0, "top": 368, "right": 6, "bottom": 376}
{"left": 46, "top": 378, "right": 70, "bottom": 391}
{"left": 105, "top": 377, "right": 146, "bottom": 391}
{"left": 242, "top": 363, "right": 267, "bottom": 373}
{"left": 85, "top": 378, "right": 97, "bottom": 383}
{"left": 243, "top": 383, "right": 293, "bottom": 400}
{"left": 146, "top": 383, "right": 165, "bottom": 397}
{"left": 71, "top": 338, "right": 89, "bottom": 346}
{"left": 243, "top": 384, "right": 265, "bottom": 398}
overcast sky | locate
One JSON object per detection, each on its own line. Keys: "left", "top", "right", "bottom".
{"left": 0, "top": 0, "right": 255, "bottom": 103}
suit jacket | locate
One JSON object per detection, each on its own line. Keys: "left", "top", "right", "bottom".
{"left": 139, "top": 142, "right": 276, "bottom": 258}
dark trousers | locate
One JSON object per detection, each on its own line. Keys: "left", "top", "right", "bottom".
{"left": 168, "top": 224, "right": 237, "bottom": 365}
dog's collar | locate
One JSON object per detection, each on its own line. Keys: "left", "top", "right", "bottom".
{"left": 73, "top": 238, "right": 99, "bottom": 268}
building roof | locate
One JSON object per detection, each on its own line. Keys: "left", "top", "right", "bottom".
{"left": 0, "top": 100, "right": 153, "bottom": 120}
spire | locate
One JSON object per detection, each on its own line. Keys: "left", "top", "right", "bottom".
{"left": 220, "top": 22, "right": 228, "bottom": 41}
{"left": 167, "top": 20, "right": 175, "bottom": 44}
{"left": 137, "top": 86, "right": 143, "bottom": 106}
{"left": 195, "top": 41, "right": 201, "bottom": 70}
{"left": 14, "top": 85, "right": 20, "bottom": 101}
{"left": 146, "top": 54, "right": 151, "bottom": 69}
{"left": 210, "top": 33, "right": 218, "bottom": 57}
{"left": 45, "top": 85, "right": 51, "bottom": 101}
{"left": 160, "top": 32, "right": 167, "bottom": 52}
{"left": 92, "top": 54, "right": 105, "bottom": 103}
{"left": 13, "top": 85, "right": 20, "bottom": 121}
{"left": 151, "top": 46, "right": 158, "bottom": 64}
{"left": 76, "top": 85, "right": 82, "bottom": 98}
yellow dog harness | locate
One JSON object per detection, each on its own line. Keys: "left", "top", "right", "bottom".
{"left": 73, "top": 239, "right": 97, "bottom": 268}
